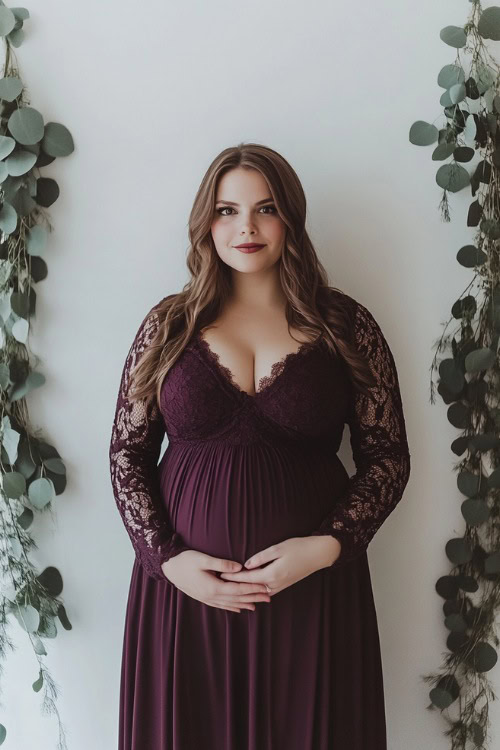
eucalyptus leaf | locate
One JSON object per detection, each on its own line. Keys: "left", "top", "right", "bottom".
{"left": 8, "top": 27, "right": 24, "bottom": 48}
{"left": 457, "top": 470, "right": 481, "bottom": 497}
{"left": 0, "top": 199, "right": 18, "bottom": 235}
{"left": 457, "top": 244, "right": 487, "bottom": 267}
{"left": 0, "top": 134, "right": 15, "bottom": 158}
{"left": 0, "top": 76, "right": 22, "bottom": 102}
{"left": 478, "top": 6, "right": 500, "bottom": 40}
{"left": 436, "top": 163, "right": 470, "bottom": 192}
{"left": 450, "top": 83, "right": 467, "bottom": 104}
{"left": 0, "top": 7, "right": 16, "bottom": 37}
{"left": 0, "top": 724, "right": 5, "bottom": 744}
{"left": 447, "top": 401, "right": 469, "bottom": 428}
{"left": 477, "top": 63, "right": 496, "bottom": 94}
{"left": 11, "top": 315, "right": 28, "bottom": 343}
{"left": 461, "top": 498, "right": 490, "bottom": 526}
{"left": 444, "top": 612, "right": 468, "bottom": 632}
{"left": 32, "top": 634, "right": 47, "bottom": 656}
{"left": 437, "top": 64, "right": 466, "bottom": 89}
{"left": 2, "top": 470, "right": 25, "bottom": 498}
{"left": 432, "top": 141, "right": 455, "bottom": 160}
{"left": 42, "top": 122, "right": 74, "bottom": 157}
{"left": 465, "top": 347, "right": 496, "bottom": 373}
{"left": 440, "top": 25, "right": 468, "bottom": 49}
{"left": 43, "top": 457, "right": 66, "bottom": 474}
{"left": 28, "top": 476, "right": 54, "bottom": 509}
{"left": 409, "top": 120, "right": 439, "bottom": 146}
{"left": 2, "top": 424, "right": 19, "bottom": 465}
{"left": 439, "top": 358, "right": 464, "bottom": 393}
{"left": 468, "top": 641, "right": 498, "bottom": 672}
{"left": 6, "top": 148, "right": 37, "bottom": 176}
{"left": 17, "top": 506, "right": 33, "bottom": 530}
{"left": 446, "top": 537, "right": 473, "bottom": 564}
{"left": 7, "top": 105, "right": 44, "bottom": 145}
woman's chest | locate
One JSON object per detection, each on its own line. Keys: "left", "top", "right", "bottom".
{"left": 159, "top": 334, "right": 352, "bottom": 444}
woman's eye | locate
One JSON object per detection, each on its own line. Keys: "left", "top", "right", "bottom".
{"left": 216, "top": 206, "right": 276, "bottom": 216}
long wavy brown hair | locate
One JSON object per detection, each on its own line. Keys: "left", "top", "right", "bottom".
{"left": 129, "top": 142, "right": 375, "bottom": 410}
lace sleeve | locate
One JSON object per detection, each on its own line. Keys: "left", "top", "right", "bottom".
{"left": 108, "top": 302, "right": 190, "bottom": 583}
{"left": 310, "top": 300, "right": 411, "bottom": 568}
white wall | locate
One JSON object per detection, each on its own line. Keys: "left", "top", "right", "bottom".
{"left": 5, "top": 0, "right": 498, "bottom": 747}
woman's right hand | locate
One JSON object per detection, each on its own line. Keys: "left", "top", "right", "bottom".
{"left": 161, "top": 550, "right": 271, "bottom": 612}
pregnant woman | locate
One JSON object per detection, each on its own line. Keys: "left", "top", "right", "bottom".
{"left": 108, "top": 142, "right": 411, "bottom": 749}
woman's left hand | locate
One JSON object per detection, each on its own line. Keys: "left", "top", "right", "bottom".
{"left": 219, "top": 536, "right": 341, "bottom": 596}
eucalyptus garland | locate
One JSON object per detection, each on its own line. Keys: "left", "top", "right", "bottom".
{"left": 410, "top": 2, "right": 500, "bottom": 748}
{"left": 0, "top": 3, "right": 74, "bottom": 748}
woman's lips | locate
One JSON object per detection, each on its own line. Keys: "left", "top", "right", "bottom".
{"left": 236, "top": 245, "right": 266, "bottom": 254}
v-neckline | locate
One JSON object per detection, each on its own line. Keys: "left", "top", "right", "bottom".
{"left": 195, "top": 330, "right": 318, "bottom": 400}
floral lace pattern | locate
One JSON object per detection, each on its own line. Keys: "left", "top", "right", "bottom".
{"left": 309, "top": 299, "right": 411, "bottom": 568}
{"left": 108, "top": 300, "right": 190, "bottom": 582}
{"left": 196, "top": 330, "right": 316, "bottom": 398}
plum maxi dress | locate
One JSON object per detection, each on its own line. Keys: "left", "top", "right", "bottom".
{"left": 108, "top": 287, "right": 411, "bottom": 750}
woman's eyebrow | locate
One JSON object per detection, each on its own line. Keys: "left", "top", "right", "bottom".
{"left": 215, "top": 198, "right": 274, "bottom": 206}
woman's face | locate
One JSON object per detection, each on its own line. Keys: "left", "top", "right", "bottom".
{"left": 210, "top": 167, "right": 286, "bottom": 274}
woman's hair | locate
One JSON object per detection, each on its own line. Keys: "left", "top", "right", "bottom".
{"left": 129, "top": 142, "right": 375, "bottom": 409}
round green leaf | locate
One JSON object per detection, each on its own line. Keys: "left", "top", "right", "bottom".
{"left": 0, "top": 199, "right": 17, "bottom": 234}
{"left": 12, "top": 8, "right": 30, "bottom": 22}
{"left": 409, "top": 120, "right": 438, "bottom": 146}
{"left": 42, "top": 122, "right": 74, "bottom": 157}
{"left": 436, "top": 575, "right": 460, "bottom": 599}
{"left": 32, "top": 634, "right": 47, "bottom": 656}
{"left": 440, "top": 25, "right": 467, "bottom": 49}
{"left": 444, "top": 612, "right": 467, "bottom": 632}
{"left": 44, "top": 457, "right": 66, "bottom": 474}
{"left": 8, "top": 106, "right": 44, "bottom": 145}
{"left": 37, "top": 566, "right": 63, "bottom": 596}
{"left": 2, "top": 470, "right": 26, "bottom": 498}
{"left": 0, "top": 134, "right": 15, "bottom": 159}
{"left": 432, "top": 141, "right": 455, "bottom": 161}
{"left": 477, "top": 64, "right": 496, "bottom": 95}
{"left": 0, "top": 724, "right": 6, "bottom": 744}
{"left": 0, "top": 75, "right": 22, "bottom": 102}
{"left": 465, "top": 347, "right": 496, "bottom": 373}
{"left": 437, "top": 64, "right": 465, "bottom": 89}
{"left": 28, "top": 476, "right": 54, "bottom": 509}
{"left": 11, "top": 316, "right": 28, "bottom": 343}
{"left": 6, "top": 148, "right": 37, "bottom": 176}
{"left": 457, "top": 470, "right": 481, "bottom": 497}
{"left": 478, "top": 7, "right": 500, "bottom": 40}
{"left": 439, "top": 358, "right": 464, "bottom": 394}
{"left": 0, "top": 7, "right": 16, "bottom": 37}
{"left": 457, "top": 244, "right": 487, "bottom": 267}
{"left": 449, "top": 82, "right": 467, "bottom": 104}
{"left": 436, "top": 163, "right": 470, "bottom": 192}
{"left": 468, "top": 641, "right": 498, "bottom": 672}
{"left": 8, "top": 28, "right": 25, "bottom": 48}
{"left": 447, "top": 402, "right": 468, "bottom": 429}
{"left": 461, "top": 498, "right": 490, "bottom": 526}
{"left": 446, "top": 537, "right": 473, "bottom": 564}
